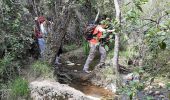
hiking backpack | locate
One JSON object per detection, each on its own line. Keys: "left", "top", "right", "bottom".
{"left": 84, "top": 24, "right": 97, "bottom": 40}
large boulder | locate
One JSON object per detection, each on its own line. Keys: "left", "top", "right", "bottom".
{"left": 30, "top": 80, "right": 92, "bottom": 100}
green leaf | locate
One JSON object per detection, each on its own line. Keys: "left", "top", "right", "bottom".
{"left": 105, "top": 45, "right": 109, "bottom": 51}
{"left": 136, "top": 5, "right": 143, "bottom": 12}
{"left": 158, "top": 41, "right": 166, "bottom": 50}
{"left": 109, "top": 39, "right": 114, "bottom": 43}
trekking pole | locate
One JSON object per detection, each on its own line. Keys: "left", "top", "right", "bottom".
{"left": 94, "top": 8, "right": 100, "bottom": 24}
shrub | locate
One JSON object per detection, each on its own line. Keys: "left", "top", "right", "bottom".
{"left": 82, "top": 40, "right": 90, "bottom": 56}
{"left": 31, "top": 61, "right": 53, "bottom": 78}
{"left": 10, "top": 77, "right": 29, "bottom": 97}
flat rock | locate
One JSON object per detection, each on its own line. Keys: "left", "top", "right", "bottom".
{"left": 30, "top": 80, "right": 92, "bottom": 100}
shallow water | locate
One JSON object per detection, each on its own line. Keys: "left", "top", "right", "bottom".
{"left": 69, "top": 82, "right": 114, "bottom": 99}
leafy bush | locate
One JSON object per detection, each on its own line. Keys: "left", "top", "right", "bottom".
{"left": 31, "top": 61, "right": 53, "bottom": 78}
{"left": 82, "top": 40, "right": 90, "bottom": 56}
{"left": 63, "top": 44, "right": 79, "bottom": 52}
{"left": 0, "top": 54, "right": 20, "bottom": 82}
{"left": 166, "top": 82, "right": 170, "bottom": 89}
{"left": 0, "top": 0, "right": 33, "bottom": 83}
{"left": 10, "top": 77, "right": 29, "bottom": 97}
{"left": 118, "top": 81, "right": 144, "bottom": 100}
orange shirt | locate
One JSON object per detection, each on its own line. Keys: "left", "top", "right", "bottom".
{"left": 89, "top": 25, "right": 104, "bottom": 44}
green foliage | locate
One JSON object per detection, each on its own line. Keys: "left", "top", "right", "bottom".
{"left": 89, "top": 0, "right": 115, "bottom": 16}
{"left": 10, "top": 77, "right": 29, "bottom": 97}
{"left": 0, "top": 0, "right": 33, "bottom": 83}
{"left": 100, "top": 19, "right": 116, "bottom": 51}
{"left": 133, "top": 0, "right": 148, "bottom": 12}
{"left": 0, "top": 0, "right": 33, "bottom": 58}
{"left": 46, "top": 0, "right": 55, "bottom": 9}
{"left": 82, "top": 39, "right": 90, "bottom": 56}
{"left": 0, "top": 54, "right": 13, "bottom": 76}
{"left": 75, "top": 0, "right": 86, "bottom": 5}
{"left": 104, "top": 45, "right": 109, "bottom": 51}
{"left": 166, "top": 82, "right": 170, "bottom": 89}
{"left": 143, "top": 14, "right": 170, "bottom": 76}
{"left": 122, "top": 0, "right": 170, "bottom": 77}
{"left": 118, "top": 81, "right": 144, "bottom": 100}
{"left": 31, "top": 61, "right": 53, "bottom": 78}
{"left": 0, "top": 54, "right": 20, "bottom": 82}
{"left": 64, "top": 44, "right": 79, "bottom": 52}
{"left": 146, "top": 96, "right": 154, "bottom": 100}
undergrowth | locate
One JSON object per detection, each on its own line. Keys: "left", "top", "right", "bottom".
{"left": 31, "top": 61, "right": 53, "bottom": 78}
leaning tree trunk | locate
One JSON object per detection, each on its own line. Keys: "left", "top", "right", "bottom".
{"left": 44, "top": 1, "right": 73, "bottom": 64}
{"left": 113, "top": 0, "right": 122, "bottom": 89}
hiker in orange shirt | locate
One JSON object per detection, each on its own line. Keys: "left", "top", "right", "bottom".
{"left": 83, "top": 20, "right": 115, "bottom": 73}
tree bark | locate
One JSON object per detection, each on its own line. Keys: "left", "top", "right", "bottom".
{"left": 44, "top": 1, "right": 73, "bottom": 64}
{"left": 113, "top": 0, "right": 122, "bottom": 89}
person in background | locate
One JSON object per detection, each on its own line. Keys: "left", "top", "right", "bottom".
{"left": 34, "top": 16, "right": 46, "bottom": 59}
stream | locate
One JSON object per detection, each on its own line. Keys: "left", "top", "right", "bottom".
{"left": 69, "top": 81, "right": 114, "bottom": 99}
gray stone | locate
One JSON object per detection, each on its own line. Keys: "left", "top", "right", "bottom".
{"left": 29, "top": 80, "right": 93, "bottom": 100}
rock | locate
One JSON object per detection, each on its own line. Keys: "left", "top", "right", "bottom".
{"left": 154, "top": 91, "right": 161, "bottom": 95}
{"left": 159, "top": 95, "right": 165, "bottom": 98}
{"left": 124, "top": 73, "right": 133, "bottom": 81}
{"left": 123, "top": 73, "right": 140, "bottom": 84}
{"left": 74, "top": 70, "right": 77, "bottom": 72}
{"left": 67, "top": 63, "right": 75, "bottom": 66}
{"left": 111, "top": 83, "right": 116, "bottom": 93}
{"left": 77, "top": 64, "right": 81, "bottom": 66}
{"left": 66, "top": 60, "right": 75, "bottom": 66}
{"left": 66, "top": 61, "right": 72, "bottom": 64}
{"left": 147, "top": 90, "right": 154, "bottom": 95}
{"left": 158, "top": 83, "right": 166, "bottom": 88}
{"left": 144, "top": 86, "right": 154, "bottom": 91}
{"left": 86, "top": 96, "right": 100, "bottom": 100}
{"left": 29, "top": 80, "right": 92, "bottom": 100}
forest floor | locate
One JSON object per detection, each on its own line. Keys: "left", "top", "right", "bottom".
{"left": 56, "top": 47, "right": 170, "bottom": 100}
{"left": 55, "top": 47, "right": 115, "bottom": 99}
{"left": 23, "top": 47, "right": 170, "bottom": 100}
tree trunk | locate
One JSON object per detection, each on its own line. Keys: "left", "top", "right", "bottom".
{"left": 44, "top": 1, "right": 73, "bottom": 64}
{"left": 113, "top": 0, "right": 122, "bottom": 89}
